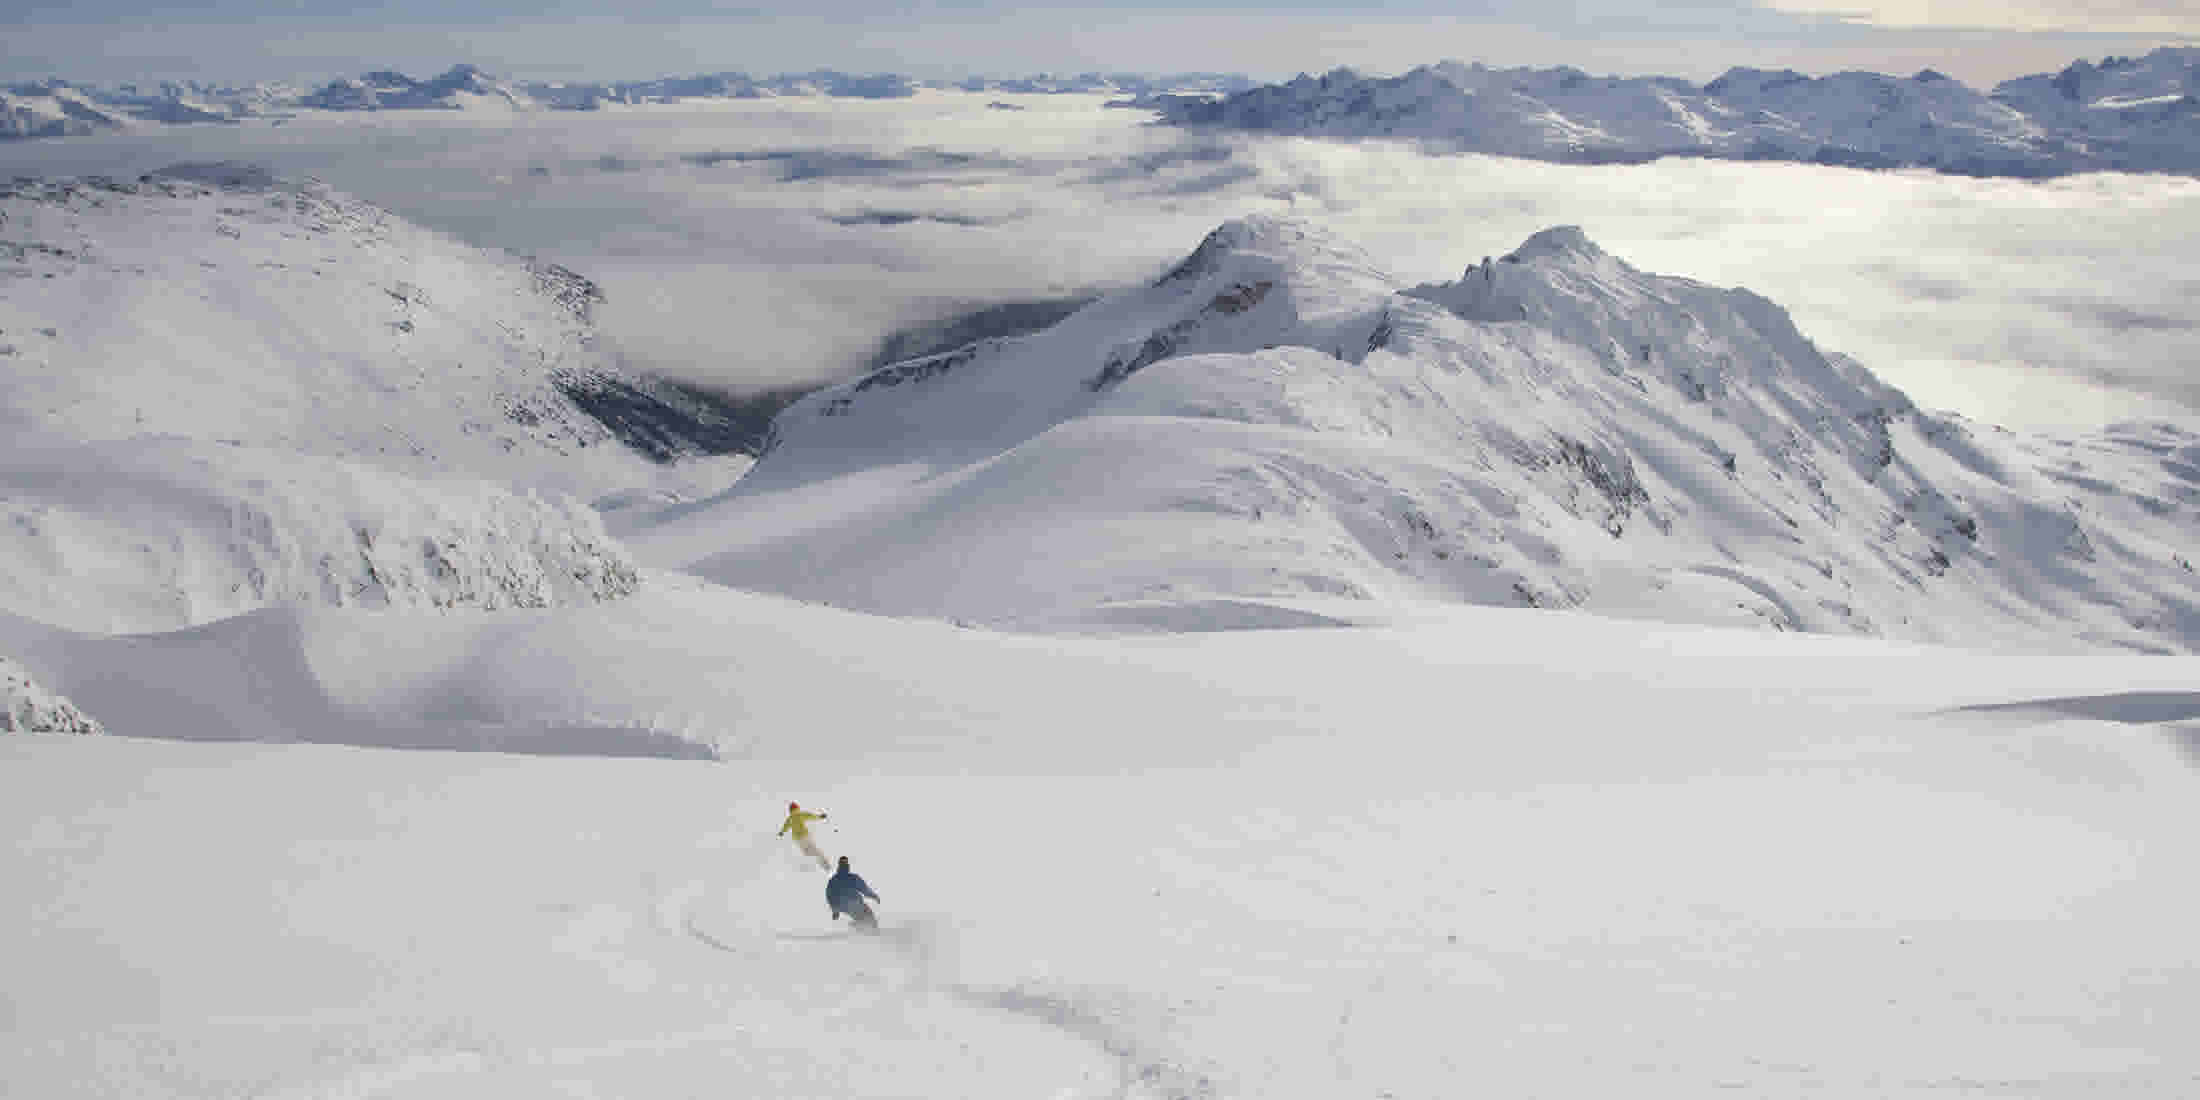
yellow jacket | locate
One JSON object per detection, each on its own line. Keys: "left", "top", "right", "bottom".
{"left": 780, "top": 810, "right": 825, "bottom": 840}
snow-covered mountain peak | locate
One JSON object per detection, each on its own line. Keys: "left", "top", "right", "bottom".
{"left": 1158, "top": 52, "right": 2200, "bottom": 175}
{"left": 1504, "top": 224, "right": 1605, "bottom": 263}
{"left": 1701, "top": 67, "right": 1813, "bottom": 96}
{"left": 655, "top": 216, "right": 2198, "bottom": 650}
{"left": 299, "top": 65, "right": 539, "bottom": 112}
{"left": 1157, "top": 213, "right": 1390, "bottom": 286}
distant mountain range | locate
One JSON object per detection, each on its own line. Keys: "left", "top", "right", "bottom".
{"left": 0, "top": 64, "right": 1255, "bottom": 138}
{"left": 12, "top": 51, "right": 2200, "bottom": 176}
{"left": 1159, "top": 47, "right": 2200, "bottom": 177}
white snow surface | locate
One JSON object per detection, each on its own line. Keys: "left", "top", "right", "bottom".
{"left": 1, "top": 652, "right": 102, "bottom": 733}
{"left": 0, "top": 170, "right": 671, "bottom": 499}
{"left": 631, "top": 214, "right": 2200, "bottom": 652}
{"left": 0, "top": 169, "right": 765, "bottom": 632}
{"left": 0, "top": 430, "right": 639, "bottom": 634}
{"left": 5, "top": 576, "right": 2199, "bottom": 1096}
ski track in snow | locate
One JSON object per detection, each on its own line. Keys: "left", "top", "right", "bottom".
{"left": 670, "top": 866, "right": 1209, "bottom": 1100}
{"left": 249, "top": 860, "right": 1172, "bottom": 1100}
{"left": 953, "top": 984, "right": 1220, "bottom": 1100}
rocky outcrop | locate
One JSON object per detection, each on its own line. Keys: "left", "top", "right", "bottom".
{"left": 2, "top": 656, "right": 102, "bottom": 735}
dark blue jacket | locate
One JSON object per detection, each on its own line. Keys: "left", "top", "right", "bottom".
{"left": 826, "top": 868, "right": 879, "bottom": 914}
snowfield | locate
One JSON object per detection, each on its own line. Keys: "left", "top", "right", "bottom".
{"left": 5, "top": 578, "right": 2199, "bottom": 1097}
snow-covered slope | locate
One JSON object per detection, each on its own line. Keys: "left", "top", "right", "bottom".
{"left": 630, "top": 215, "right": 2200, "bottom": 652}
{"left": 1996, "top": 47, "right": 2200, "bottom": 122}
{"left": 0, "top": 166, "right": 739, "bottom": 497}
{"left": 6, "top": 578, "right": 2199, "bottom": 1095}
{"left": 1160, "top": 50, "right": 2200, "bottom": 176}
{"left": 1, "top": 653, "right": 101, "bottom": 734}
{"left": 0, "top": 431, "right": 639, "bottom": 634}
{"left": 1992, "top": 47, "right": 2200, "bottom": 174}
{"left": 0, "top": 166, "right": 754, "bottom": 631}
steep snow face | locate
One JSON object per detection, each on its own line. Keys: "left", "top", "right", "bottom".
{"left": 1, "top": 654, "right": 101, "bottom": 734}
{"left": 0, "top": 168, "right": 734, "bottom": 499}
{"left": 1159, "top": 56, "right": 2199, "bottom": 176}
{"left": 631, "top": 215, "right": 2200, "bottom": 652}
{"left": 0, "top": 431, "right": 639, "bottom": 634}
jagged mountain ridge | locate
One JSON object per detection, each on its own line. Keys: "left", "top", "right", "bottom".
{"left": 1160, "top": 47, "right": 2200, "bottom": 176}
{"left": 634, "top": 215, "right": 2200, "bottom": 652}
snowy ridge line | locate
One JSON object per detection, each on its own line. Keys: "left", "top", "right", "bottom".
{"left": 1156, "top": 46, "right": 2200, "bottom": 177}
{"left": 650, "top": 214, "right": 2200, "bottom": 652}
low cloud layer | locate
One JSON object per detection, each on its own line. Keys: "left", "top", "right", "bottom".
{"left": 3, "top": 95, "right": 2194, "bottom": 431}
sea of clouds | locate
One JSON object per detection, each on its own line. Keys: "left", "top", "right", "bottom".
{"left": 5, "top": 92, "right": 2195, "bottom": 432}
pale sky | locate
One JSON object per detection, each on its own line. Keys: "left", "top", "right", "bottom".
{"left": 2, "top": 0, "right": 2194, "bottom": 88}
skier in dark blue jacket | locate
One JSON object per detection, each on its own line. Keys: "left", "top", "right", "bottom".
{"left": 826, "top": 855, "right": 881, "bottom": 930}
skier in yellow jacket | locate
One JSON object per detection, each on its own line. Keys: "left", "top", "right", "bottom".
{"left": 778, "top": 801, "right": 831, "bottom": 870}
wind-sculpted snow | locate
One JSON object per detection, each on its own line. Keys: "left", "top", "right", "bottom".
{"left": 0, "top": 433, "right": 639, "bottom": 634}
{"left": 1, "top": 654, "right": 102, "bottom": 735}
{"left": 634, "top": 214, "right": 2200, "bottom": 652}
{"left": 1158, "top": 48, "right": 2200, "bottom": 177}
